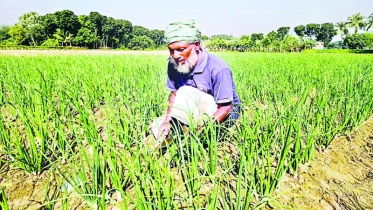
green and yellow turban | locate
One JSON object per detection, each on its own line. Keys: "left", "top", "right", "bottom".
{"left": 164, "top": 19, "right": 201, "bottom": 45}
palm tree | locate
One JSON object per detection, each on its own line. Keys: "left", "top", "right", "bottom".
{"left": 334, "top": 21, "right": 349, "bottom": 39}
{"left": 366, "top": 13, "right": 373, "bottom": 31}
{"left": 53, "top": 29, "right": 65, "bottom": 46}
{"left": 65, "top": 32, "right": 74, "bottom": 46}
{"left": 53, "top": 29, "right": 74, "bottom": 46}
{"left": 347, "top": 13, "right": 366, "bottom": 33}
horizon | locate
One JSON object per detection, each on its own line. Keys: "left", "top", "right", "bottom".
{"left": 0, "top": 0, "right": 372, "bottom": 39}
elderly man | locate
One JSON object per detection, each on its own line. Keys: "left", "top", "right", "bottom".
{"left": 146, "top": 19, "right": 240, "bottom": 148}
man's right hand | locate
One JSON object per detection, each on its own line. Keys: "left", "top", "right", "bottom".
{"left": 158, "top": 121, "right": 172, "bottom": 139}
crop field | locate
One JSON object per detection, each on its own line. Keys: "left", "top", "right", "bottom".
{"left": 0, "top": 52, "right": 373, "bottom": 209}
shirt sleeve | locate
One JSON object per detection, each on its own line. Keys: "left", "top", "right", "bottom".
{"left": 212, "top": 68, "right": 234, "bottom": 104}
{"left": 166, "top": 76, "right": 177, "bottom": 91}
{"left": 166, "top": 63, "right": 177, "bottom": 91}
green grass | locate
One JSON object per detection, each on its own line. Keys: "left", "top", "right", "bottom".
{"left": 302, "top": 49, "right": 373, "bottom": 54}
{"left": 0, "top": 52, "right": 372, "bottom": 209}
{"left": 0, "top": 187, "right": 9, "bottom": 210}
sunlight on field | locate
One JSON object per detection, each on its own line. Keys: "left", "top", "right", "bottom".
{"left": 0, "top": 52, "right": 372, "bottom": 209}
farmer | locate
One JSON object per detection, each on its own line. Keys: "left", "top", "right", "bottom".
{"left": 146, "top": 19, "right": 240, "bottom": 148}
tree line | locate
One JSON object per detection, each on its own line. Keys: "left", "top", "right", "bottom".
{"left": 205, "top": 12, "right": 373, "bottom": 52}
{"left": 0, "top": 10, "right": 372, "bottom": 51}
{"left": 0, "top": 10, "right": 164, "bottom": 49}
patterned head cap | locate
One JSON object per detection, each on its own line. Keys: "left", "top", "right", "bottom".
{"left": 165, "top": 19, "right": 201, "bottom": 45}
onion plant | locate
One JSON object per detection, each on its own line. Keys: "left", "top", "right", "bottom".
{"left": 0, "top": 53, "right": 372, "bottom": 209}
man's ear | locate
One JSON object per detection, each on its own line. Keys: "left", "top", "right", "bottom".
{"left": 194, "top": 42, "right": 201, "bottom": 50}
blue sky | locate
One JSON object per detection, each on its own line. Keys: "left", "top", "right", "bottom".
{"left": 0, "top": 0, "right": 372, "bottom": 38}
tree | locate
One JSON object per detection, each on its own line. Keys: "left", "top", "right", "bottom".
{"left": 149, "top": 29, "right": 165, "bottom": 47}
{"left": 201, "top": 35, "right": 209, "bottom": 41}
{"left": 276, "top": 26, "right": 290, "bottom": 41}
{"left": 8, "top": 24, "right": 27, "bottom": 45}
{"left": 88, "top": 12, "right": 106, "bottom": 48}
{"left": 363, "top": 32, "right": 373, "bottom": 48}
{"left": 132, "top": 26, "right": 150, "bottom": 37}
{"left": 205, "top": 38, "right": 227, "bottom": 51}
{"left": 261, "top": 31, "right": 279, "bottom": 52}
{"left": 334, "top": 21, "right": 349, "bottom": 40}
{"left": 128, "top": 35, "right": 155, "bottom": 50}
{"left": 54, "top": 10, "right": 80, "bottom": 35}
{"left": 88, "top": 12, "right": 105, "bottom": 35}
{"left": 18, "top": 12, "right": 44, "bottom": 45}
{"left": 39, "top": 13, "right": 58, "bottom": 39}
{"left": 240, "top": 35, "right": 250, "bottom": 40}
{"left": 53, "top": 29, "right": 73, "bottom": 46}
{"left": 305, "top": 23, "right": 320, "bottom": 39}
{"left": 74, "top": 15, "right": 97, "bottom": 48}
{"left": 328, "top": 41, "right": 343, "bottom": 49}
{"left": 28, "top": 24, "right": 46, "bottom": 45}
{"left": 266, "top": 31, "right": 277, "bottom": 41}
{"left": 73, "top": 27, "right": 98, "bottom": 47}
{"left": 302, "top": 38, "right": 316, "bottom": 50}
{"left": 366, "top": 13, "right": 373, "bottom": 31}
{"left": 347, "top": 13, "right": 366, "bottom": 34}
{"left": 226, "top": 39, "right": 239, "bottom": 51}
{"left": 239, "top": 35, "right": 251, "bottom": 51}
{"left": 253, "top": 40, "right": 263, "bottom": 52}
{"left": 251, "top": 33, "right": 264, "bottom": 42}
{"left": 102, "top": 17, "right": 116, "bottom": 48}
{"left": 215, "top": 38, "right": 228, "bottom": 50}
{"left": 211, "top": 34, "right": 233, "bottom": 40}
{"left": 282, "top": 35, "right": 300, "bottom": 52}
{"left": 343, "top": 34, "right": 365, "bottom": 49}
{"left": 315, "top": 23, "right": 336, "bottom": 47}
{"left": 0, "top": 26, "right": 11, "bottom": 42}
{"left": 294, "top": 25, "right": 305, "bottom": 37}
{"left": 41, "top": 38, "right": 59, "bottom": 47}
{"left": 113, "top": 19, "right": 133, "bottom": 48}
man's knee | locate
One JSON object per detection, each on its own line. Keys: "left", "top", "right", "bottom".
{"left": 175, "top": 86, "right": 202, "bottom": 102}
{"left": 176, "top": 86, "right": 197, "bottom": 96}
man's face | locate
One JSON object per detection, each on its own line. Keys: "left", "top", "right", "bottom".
{"left": 168, "top": 42, "right": 200, "bottom": 74}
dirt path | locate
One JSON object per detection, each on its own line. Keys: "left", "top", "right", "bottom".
{"left": 274, "top": 116, "right": 373, "bottom": 209}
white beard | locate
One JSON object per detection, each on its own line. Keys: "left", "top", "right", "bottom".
{"left": 170, "top": 49, "right": 199, "bottom": 74}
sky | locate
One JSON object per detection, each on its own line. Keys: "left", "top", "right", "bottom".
{"left": 0, "top": 0, "right": 372, "bottom": 38}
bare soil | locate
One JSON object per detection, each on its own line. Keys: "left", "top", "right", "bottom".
{"left": 273, "top": 116, "right": 373, "bottom": 209}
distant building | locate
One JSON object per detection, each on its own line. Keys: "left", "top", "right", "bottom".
{"left": 314, "top": 41, "right": 324, "bottom": 50}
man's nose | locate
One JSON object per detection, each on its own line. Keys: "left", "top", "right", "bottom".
{"left": 172, "top": 51, "right": 181, "bottom": 59}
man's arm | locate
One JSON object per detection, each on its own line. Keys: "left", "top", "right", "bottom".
{"left": 212, "top": 102, "right": 232, "bottom": 124}
{"left": 211, "top": 68, "right": 235, "bottom": 123}
{"left": 163, "top": 91, "right": 176, "bottom": 123}
{"left": 158, "top": 91, "right": 176, "bottom": 138}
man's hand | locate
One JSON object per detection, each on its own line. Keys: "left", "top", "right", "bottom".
{"left": 212, "top": 102, "right": 232, "bottom": 123}
{"left": 157, "top": 91, "right": 176, "bottom": 139}
{"left": 158, "top": 121, "right": 172, "bottom": 139}
{"left": 196, "top": 104, "right": 231, "bottom": 133}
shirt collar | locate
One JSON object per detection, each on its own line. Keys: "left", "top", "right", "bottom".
{"left": 190, "top": 50, "right": 208, "bottom": 75}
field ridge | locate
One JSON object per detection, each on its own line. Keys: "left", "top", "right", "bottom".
{"left": 274, "top": 116, "right": 373, "bottom": 209}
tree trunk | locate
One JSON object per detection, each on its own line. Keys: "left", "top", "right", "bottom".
{"left": 30, "top": 35, "right": 36, "bottom": 46}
